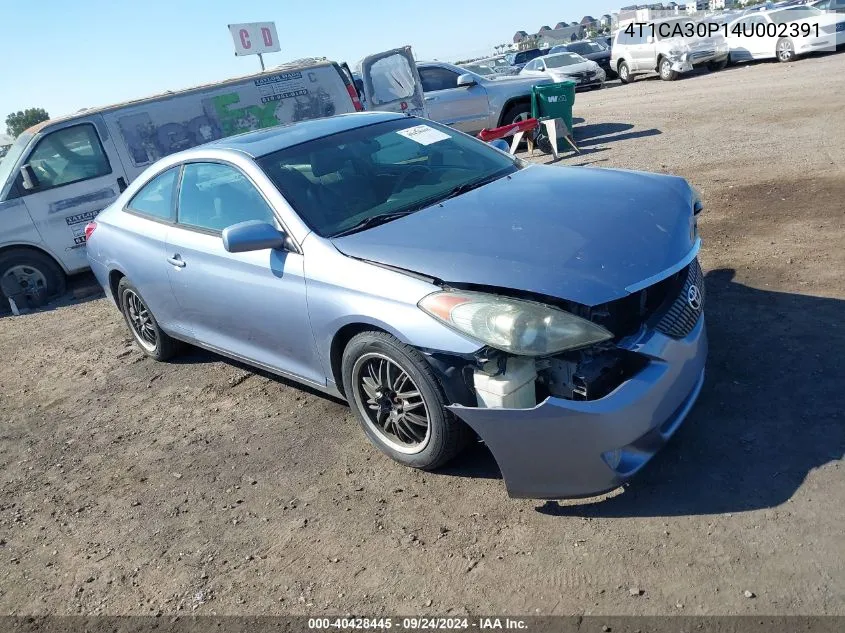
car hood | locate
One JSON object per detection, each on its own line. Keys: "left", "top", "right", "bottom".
{"left": 332, "top": 166, "right": 698, "bottom": 307}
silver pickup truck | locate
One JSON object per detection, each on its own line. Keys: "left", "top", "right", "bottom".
{"left": 354, "top": 61, "right": 552, "bottom": 135}
{"left": 415, "top": 61, "right": 553, "bottom": 134}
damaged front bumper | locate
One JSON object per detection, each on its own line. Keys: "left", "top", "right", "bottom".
{"left": 448, "top": 315, "right": 707, "bottom": 499}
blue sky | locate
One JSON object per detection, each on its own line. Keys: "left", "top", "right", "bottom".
{"left": 0, "top": 0, "right": 614, "bottom": 121}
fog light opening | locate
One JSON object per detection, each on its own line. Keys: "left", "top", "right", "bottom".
{"left": 601, "top": 448, "right": 623, "bottom": 471}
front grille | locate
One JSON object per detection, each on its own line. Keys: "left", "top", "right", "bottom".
{"left": 655, "top": 258, "right": 704, "bottom": 338}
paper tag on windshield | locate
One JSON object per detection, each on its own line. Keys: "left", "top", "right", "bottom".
{"left": 396, "top": 124, "right": 450, "bottom": 146}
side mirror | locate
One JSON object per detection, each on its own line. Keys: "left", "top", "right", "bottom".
{"left": 222, "top": 220, "right": 286, "bottom": 253}
{"left": 456, "top": 73, "right": 478, "bottom": 88}
{"left": 20, "top": 164, "right": 39, "bottom": 191}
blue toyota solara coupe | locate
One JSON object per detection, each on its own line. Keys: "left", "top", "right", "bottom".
{"left": 86, "top": 112, "right": 707, "bottom": 499}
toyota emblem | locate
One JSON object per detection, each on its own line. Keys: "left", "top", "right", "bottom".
{"left": 687, "top": 284, "right": 702, "bottom": 311}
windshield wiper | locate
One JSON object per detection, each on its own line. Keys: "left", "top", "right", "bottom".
{"left": 332, "top": 211, "right": 414, "bottom": 238}
{"left": 440, "top": 171, "right": 510, "bottom": 203}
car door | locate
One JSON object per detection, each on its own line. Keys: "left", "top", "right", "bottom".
{"left": 14, "top": 118, "right": 128, "bottom": 273}
{"left": 165, "top": 160, "right": 324, "bottom": 385}
{"left": 417, "top": 65, "right": 490, "bottom": 134}
{"left": 727, "top": 15, "right": 771, "bottom": 60}
{"left": 359, "top": 46, "right": 427, "bottom": 119}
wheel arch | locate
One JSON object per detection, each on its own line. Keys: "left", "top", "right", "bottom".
{"left": 0, "top": 243, "right": 68, "bottom": 274}
{"left": 329, "top": 322, "right": 393, "bottom": 397}
{"left": 497, "top": 96, "right": 532, "bottom": 127}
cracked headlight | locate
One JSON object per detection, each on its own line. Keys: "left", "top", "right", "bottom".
{"left": 419, "top": 291, "right": 613, "bottom": 356}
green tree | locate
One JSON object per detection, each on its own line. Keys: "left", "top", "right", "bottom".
{"left": 6, "top": 107, "right": 50, "bottom": 138}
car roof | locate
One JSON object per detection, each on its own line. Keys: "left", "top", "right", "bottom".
{"left": 203, "top": 111, "right": 405, "bottom": 157}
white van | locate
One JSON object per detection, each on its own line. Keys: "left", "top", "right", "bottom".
{"left": 0, "top": 48, "right": 425, "bottom": 308}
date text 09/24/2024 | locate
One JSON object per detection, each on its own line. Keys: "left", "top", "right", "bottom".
{"left": 624, "top": 21, "right": 821, "bottom": 39}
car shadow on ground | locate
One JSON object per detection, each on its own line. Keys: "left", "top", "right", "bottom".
{"left": 442, "top": 269, "right": 845, "bottom": 515}
{"left": 574, "top": 122, "right": 662, "bottom": 148}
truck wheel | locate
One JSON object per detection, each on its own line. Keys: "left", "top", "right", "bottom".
{"left": 618, "top": 61, "right": 631, "bottom": 84}
{"left": 0, "top": 248, "right": 66, "bottom": 310}
{"left": 341, "top": 331, "right": 471, "bottom": 470}
{"left": 776, "top": 38, "right": 796, "bottom": 63}
{"left": 659, "top": 57, "right": 678, "bottom": 81}
{"left": 501, "top": 102, "right": 531, "bottom": 127}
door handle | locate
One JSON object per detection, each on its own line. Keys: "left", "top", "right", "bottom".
{"left": 167, "top": 254, "right": 186, "bottom": 268}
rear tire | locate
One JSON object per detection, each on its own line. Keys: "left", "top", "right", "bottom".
{"left": 341, "top": 331, "right": 471, "bottom": 470}
{"left": 0, "top": 248, "right": 66, "bottom": 311}
{"left": 659, "top": 57, "right": 678, "bottom": 81}
{"left": 117, "top": 278, "right": 179, "bottom": 361}
{"left": 618, "top": 60, "right": 631, "bottom": 84}
{"left": 776, "top": 38, "right": 796, "bottom": 63}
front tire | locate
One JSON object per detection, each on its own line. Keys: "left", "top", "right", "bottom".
{"left": 341, "top": 331, "right": 470, "bottom": 470}
{"left": 659, "top": 57, "right": 679, "bottom": 81}
{"left": 617, "top": 60, "right": 631, "bottom": 84}
{"left": 0, "top": 248, "right": 66, "bottom": 310}
{"left": 117, "top": 278, "right": 178, "bottom": 361}
{"left": 500, "top": 102, "right": 531, "bottom": 127}
{"left": 776, "top": 38, "right": 796, "bottom": 63}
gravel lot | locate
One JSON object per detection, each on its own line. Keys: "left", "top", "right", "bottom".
{"left": 1, "top": 53, "right": 844, "bottom": 616}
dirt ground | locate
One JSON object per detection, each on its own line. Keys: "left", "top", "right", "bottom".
{"left": 1, "top": 53, "right": 844, "bottom": 617}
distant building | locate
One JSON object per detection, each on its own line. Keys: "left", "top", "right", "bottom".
{"left": 686, "top": 0, "right": 708, "bottom": 13}
{"left": 600, "top": 14, "right": 613, "bottom": 28}
{"left": 709, "top": 0, "right": 738, "bottom": 9}
{"left": 512, "top": 30, "right": 528, "bottom": 43}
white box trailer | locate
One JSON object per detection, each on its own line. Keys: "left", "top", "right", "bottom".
{"left": 0, "top": 46, "right": 425, "bottom": 308}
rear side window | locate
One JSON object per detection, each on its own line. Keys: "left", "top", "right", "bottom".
{"left": 127, "top": 167, "right": 178, "bottom": 220}
{"left": 177, "top": 162, "right": 275, "bottom": 232}
{"left": 23, "top": 123, "right": 111, "bottom": 192}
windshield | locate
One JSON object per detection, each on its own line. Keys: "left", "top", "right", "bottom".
{"left": 545, "top": 53, "right": 587, "bottom": 68}
{"left": 568, "top": 41, "right": 607, "bottom": 55}
{"left": 257, "top": 118, "right": 519, "bottom": 238}
{"left": 769, "top": 7, "right": 823, "bottom": 23}
{"left": 462, "top": 64, "right": 495, "bottom": 75}
{"left": 0, "top": 132, "right": 33, "bottom": 198}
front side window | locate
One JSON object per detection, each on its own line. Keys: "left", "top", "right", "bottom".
{"left": 769, "top": 7, "right": 823, "bottom": 24}
{"left": 418, "top": 67, "right": 459, "bottom": 92}
{"left": 127, "top": 167, "right": 178, "bottom": 220}
{"left": 23, "top": 124, "right": 111, "bottom": 192}
{"left": 256, "top": 117, "right": 519, "bottom": 238}
{"left": 177, "top": 162, "right": 275, "bottom": 232}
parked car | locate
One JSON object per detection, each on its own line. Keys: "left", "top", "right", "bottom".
{"left": 813, "top": 0, "right": 845, "bottom": 12}
{"left": 472, "top": 55, "right": 520, "bottom": 75}
{"left": 86, "top": 111, "right": 708, "bottom": 499}
{"left": 503, "top": 48, "right": 546, "bottom": 71}
{"left": 550, "top": 40, "right": 615, "bottom": 77}
{"left": 519, "top": 52, "right": 606, "bottom": 90}
{"left": 0, "top": 48, "right": 416, "bottom": 309}
{"left": 415, "top": 61, "right": 553, "bottom": 134}
{"left": 611, "top": 17, "right": 730, "bottom": 83}
{"left": 725, "top": 5, "right": 845, "bottom": 62}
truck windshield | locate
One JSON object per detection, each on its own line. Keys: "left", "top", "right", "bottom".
{"left": 0, "top": 132, "right": 33, "bottom": 199}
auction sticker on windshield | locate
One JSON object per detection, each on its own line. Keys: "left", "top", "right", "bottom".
{"left": 396, "top": 124, "right": 450, "bottom": 145}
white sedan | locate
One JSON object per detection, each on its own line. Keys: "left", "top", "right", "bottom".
{"left": 519, "top": 52, "right": 606, "bottom": 90}
{"left": 725, "top": 5, "right": 845, "bottom": 63}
